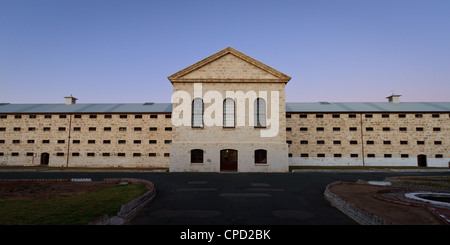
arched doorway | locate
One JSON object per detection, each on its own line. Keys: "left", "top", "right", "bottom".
{"left": 220, "top": 149, "right": 238, "bottom": 172}
{"left": 40, "top": 153, "right": 49, "bottom": 165}
{"left": 417, "top": 154, "right": 427, "bottom": 167}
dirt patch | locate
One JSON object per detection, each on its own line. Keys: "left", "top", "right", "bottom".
{"left": 0, "top": 180, "right": 117, "bottom": 200}
{"left": 328, "top": 183, "right": 446, "bottom": 225}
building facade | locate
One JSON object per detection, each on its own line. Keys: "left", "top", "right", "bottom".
{"left": 0, "top": 47, "right": 449, "bottom": 171}
{"left": 0, "top": 102, "right": 173, "bottom": 168}
{"left": 286, "top": 102, "right": 449, "bottom": 168}
{"left": 168, "top": 47, "right": 291, "bottom": 172}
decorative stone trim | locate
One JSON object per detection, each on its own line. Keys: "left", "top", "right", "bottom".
{"left": 168, "top": 47, "right": 291, "bottom": 83}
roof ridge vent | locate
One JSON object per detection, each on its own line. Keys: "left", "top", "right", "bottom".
{"left": 0, "top": 103, "right": 10, "bottom": 106}
{"left": 144, "top": 102, "right": 155, "bottom": 105}
{"left": 319, "top": 101, "right": 330, "bottom": 105}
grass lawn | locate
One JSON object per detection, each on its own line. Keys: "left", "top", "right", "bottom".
{"left": 0, "top": 183, "right": 148, "bottom": 225}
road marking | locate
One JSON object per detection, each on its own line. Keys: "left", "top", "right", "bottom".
{"left": 177, "top": 188, "right": 217, "bottom": 192}
{"left": 187, "top": 181, "right": 208, "bottom": 184}
{"left": 151, "top": 210, "right": 220, "bottom": 218}
{"left": 251, "top": 183, "right": 271, "bottom": 187}
{"left": 245, "top": 188, "right": 284, "bottom": 192}
{"left": 272, "top": 210, "right": 314, "bottom": 220}
{"left": 219, "top": 193, "right": 271, "bottom": 197}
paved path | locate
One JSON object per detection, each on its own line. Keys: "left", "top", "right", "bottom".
{"left": 130, "top": 172, "right": 358, "bottom": 225}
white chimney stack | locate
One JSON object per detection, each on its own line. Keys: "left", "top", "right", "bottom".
{"left": 65, "top": 95, "right": 78, "bottom": 105}
{"left": 386, "top": 94, "right": 401, "bottom": 103}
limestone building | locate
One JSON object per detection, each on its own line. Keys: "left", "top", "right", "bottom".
{"left": 168, "top": 47, "right": 291, "bottom": 172}
{"left": 0, "top": 47, "right": 448, "bottom": 171}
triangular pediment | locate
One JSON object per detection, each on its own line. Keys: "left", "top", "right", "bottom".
{"left": 168, "top": 47, "right": 291, "bottom": 83}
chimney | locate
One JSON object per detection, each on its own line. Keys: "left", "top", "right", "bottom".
{"left": 65, "top": 95, "right": 78, "bottom": 105}
{"left": 386, "top": 94, "right": 401, "bottom": 103}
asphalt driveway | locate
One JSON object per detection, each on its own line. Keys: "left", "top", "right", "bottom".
{"left": 129, "top": 172, "right": 357, "bottom": 225}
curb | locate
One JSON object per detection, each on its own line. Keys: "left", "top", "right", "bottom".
{"left": 323, "top": 181, "right": 392, "bottom": 225}
{"left": 88, "top": 178, "right": 156, "bottom": 225}
{"left": 324, "top": 181, "right": 450, "bottom": 225}
{"left": 294, "top": 168, "right": 450, "bottom": 173}
{"left": 0, "top": 167, "right": 168, "bottom": 173}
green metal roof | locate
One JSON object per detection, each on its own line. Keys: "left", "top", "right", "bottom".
{"left": 0, "top": 103, "right": 172, "bottom": 114}
{"left": 285, "top": 102, "right": 450, "bottom": 113}
{"left": 0, "top": 102, "right": 449, "bottom": 114}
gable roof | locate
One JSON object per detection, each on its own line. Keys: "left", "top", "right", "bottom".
{"left": 1, "top": 102, "right": 448, "bottom": 114}
{"left": 0, "top": 103, "right": 172, "bottom": 114}
{"left": 168, "top": 47, "right": 291, "bottom": 83}
{"left": 286, "top": 102, "right": 450, "bottom": 113}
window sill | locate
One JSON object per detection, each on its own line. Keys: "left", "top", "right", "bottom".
{"left": 190, "top": 162, "right": 204, "bottom": 166}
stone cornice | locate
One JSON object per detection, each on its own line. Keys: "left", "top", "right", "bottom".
{"left": 168, "top": 47, "right": 291, "bottom": 83}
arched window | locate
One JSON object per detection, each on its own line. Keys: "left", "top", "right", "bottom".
{"left": 255, "top": 149, "right": 267, "bottom": 164}
{"left": 223, "top": 98, "right": 235, "bottom": 128}
{"left": 192, "top": 98, "right": 204, "bottom": 128}
{"left": 191, "top": 149, "right": 204, "bottom": 163}
{"left": 254, "top": 98, "right": 266, "bottom": 127}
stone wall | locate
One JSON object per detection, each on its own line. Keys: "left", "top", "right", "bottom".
{"left": 1, "top": 111, "right": 448, "bottom": 169}
{"left": 172, "top": 82, "right": 286, "bottom": 142}
{"left": 287, "top": 112, "right": 449, "bottom": 167}
{"left": 181, "top": 53, "right": 279, "bottom": 80}
{"left": 170, "top": 142, "right": 288, "bottom": 172}
{"left": 170, "top": 82, "right": 289, "bottom": 172}
{"left": 0, "top": 113, "right": 172, "bottom": 168}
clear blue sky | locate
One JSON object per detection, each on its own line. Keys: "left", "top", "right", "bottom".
{"left": 1, "top": 0, "right": 449, "bottom": 103}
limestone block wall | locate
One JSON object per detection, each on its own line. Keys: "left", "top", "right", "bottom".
{"left": 287, "top": 112, "right": 363, "bottom": 165}
{"left": 0, "top": 113, "right": 173, "bottom": 168}
{"left": 287, "top": 112, "right": 449, "bottom": 167}
{"left": 172, "top": 82, "right": 286, "bottom": 142}
{"left": 181, "top": 53, "right": 279, "bottom": 80}
{"left": 170, "top": 82, "right": 289, "bottom": 172}
{"left": 1, "top": 110, "right": 447, "bottom": 169}
{"left": 0, "top": 114, "right": 70, "bottom": 166}
{"left": 169, "top": 142, "right": 288, "bottom": 172}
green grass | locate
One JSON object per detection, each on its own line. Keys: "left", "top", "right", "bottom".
{"left": 0, "top": 183, "right": 148, "bottom": 225}
{"left": 400, "top": 180, "right": 450, "bottom": 189}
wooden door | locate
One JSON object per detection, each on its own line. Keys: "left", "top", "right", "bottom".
{"left": 220, "top": 149, "right": 237, "bottom": 172}
{"left": 40, "top": 153, "right": 49, "bottom": 165}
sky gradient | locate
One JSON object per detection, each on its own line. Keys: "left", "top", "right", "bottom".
{"left": 1, "top": 0, "right": 449, "bottom": 104}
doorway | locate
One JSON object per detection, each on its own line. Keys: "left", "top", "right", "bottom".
{"left": 40, "top": 153, "right": 49, "bottom": 165}
{"left": 220, "top": 149, "right": 238, "bottom": 172}
{"left": 417, "top": 154, "right": 427, "bottom": 167}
